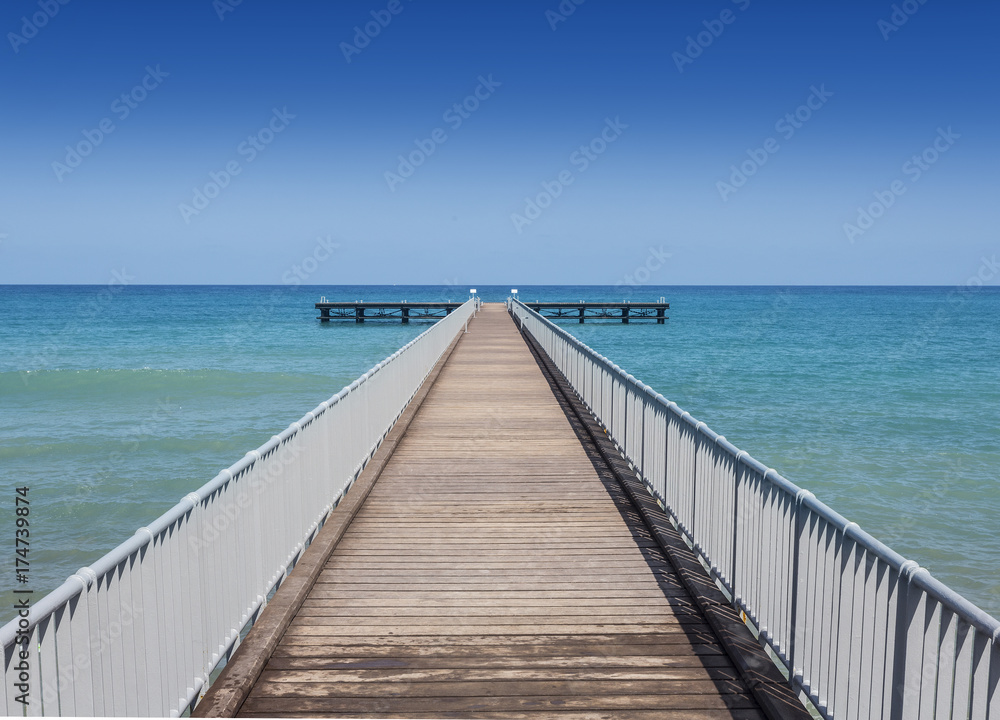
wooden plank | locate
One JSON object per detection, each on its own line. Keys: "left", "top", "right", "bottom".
{"left": 297, "top": 598, "right": 696, "bottom": 609}
{"left": 238, "top": 712, "right": 761, "bottom": 720}
{"left": 328, "top": 548, "right": 671, "bottom": 557}
{"left": 240, "top": 693, "right": 758, "bottom": 714}
{"left": 264, "top": 654, "right": 737, "bottom": 670}
{"left": 304, "top": 589, "right": 690, "bottom": 600}
{"left": 309, "top": 581, "right": 680, "bottom": 591}
{"left": 256, "top": 666, "right": 744, "bottom": 683}
{"left": 270, "top": 636, "right": 728, "bottom": 654}
{"left": 320, "top": 562, "right": 677, "bottom": 572}
{"left": 247, "top": 678, "right": 751, "bottom": 699}
{"left": 293, "top": 605, "right": 699, "bottom": 617}
{"left": 274, "top": 630, "right": 724, "bottom": 647}
{"left": 279, "top": 623, "right": 714, "bottom": 637}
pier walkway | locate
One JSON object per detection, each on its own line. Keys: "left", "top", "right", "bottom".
{"left": 197, "top": 305, "right": 802, "bottom": 718}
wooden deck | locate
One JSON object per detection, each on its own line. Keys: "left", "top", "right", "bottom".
{"left": 200, "top": 304, "right": 802, "bottom": 719}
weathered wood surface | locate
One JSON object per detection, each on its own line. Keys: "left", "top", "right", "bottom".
{"left": 233, "top": 305, "right": 770, "bottom": 718}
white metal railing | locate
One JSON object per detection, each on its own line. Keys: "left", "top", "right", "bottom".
{"left": 2, "top": 298, "right": 479, "bottom": 717}
{"left": 510, "top": 298, "right": 1000, "bottom": 720}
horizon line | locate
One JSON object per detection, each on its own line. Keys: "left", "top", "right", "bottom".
{"left": 1, "top": 283, "right": 999, "bottom": 290}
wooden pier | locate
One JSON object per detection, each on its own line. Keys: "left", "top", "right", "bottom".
{"left": 316, "top": 301, "right": 669, "bottom": 323}
{"left": 198, "top": 305, "right": 805, "bottom": 719}
{"left": 316, "top": 302, "right": 462, "bottom": 323}
{"left": 521, "top": 301, "right": 669, "bottom": 324}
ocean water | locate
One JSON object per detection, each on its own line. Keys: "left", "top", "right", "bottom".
{"left": 1, "top": 285, "right": 998, "bottom": 623}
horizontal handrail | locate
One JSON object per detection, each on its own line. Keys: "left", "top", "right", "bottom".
{"left": 2, "top": 298, "right": 479, "bottom": 717}
{"left": 510, "top": 298, "right": 999, "bottom": 720}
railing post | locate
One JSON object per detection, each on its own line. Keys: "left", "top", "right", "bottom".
{"left": 732, "top": 451, "right": 745, "bottom": 612}
{"left": 788, "top": 488, "right": 814, "bottom": 695}
{"left": 691, "top": 426, "right": 699, "bottom": 546}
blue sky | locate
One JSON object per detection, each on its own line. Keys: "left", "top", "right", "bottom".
{"left": 0, "top": 0, "right": 997, "bottom": 284}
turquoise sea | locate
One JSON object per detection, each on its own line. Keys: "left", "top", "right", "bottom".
{"left": 1, "top": 285, "right": 998, "bottom": 623}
